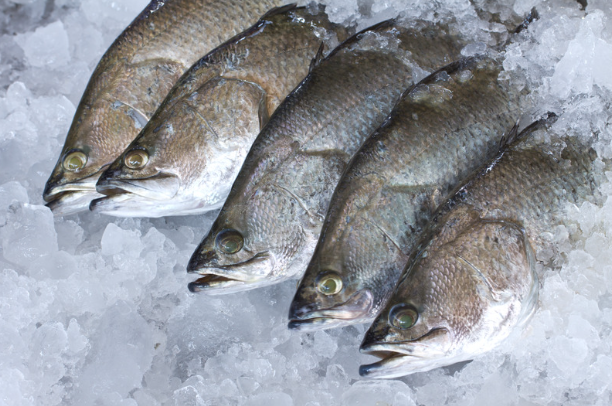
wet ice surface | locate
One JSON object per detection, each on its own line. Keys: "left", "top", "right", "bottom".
{"left": 1, "top": 0, "right": 612, "bottom": 404}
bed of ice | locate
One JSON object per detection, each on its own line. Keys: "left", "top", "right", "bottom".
{"left": 1, "top": 0, "right": 612, "bottom": 404}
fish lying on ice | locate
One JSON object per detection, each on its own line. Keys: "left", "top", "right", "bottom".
{"left": 187, "top": 20, "right": 466, "bottom": 294}
{"left": 359, "top": 117, "right": 603, "bottom": 379}
{"left": 288, "top": 55, "right": 526, "bottom": 332}
{"left": 43, "top": 0, "right": 283, "bottom": 216}
{"left": 90, "top": 4, "right": 347, "bottom": 217}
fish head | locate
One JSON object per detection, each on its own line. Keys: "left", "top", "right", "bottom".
{"left": 359, "top": 220, "right": 539, "bottom": 379}
{"left": 288, "top": 259, "right": 375, "bottom": 331}
{"left": 43, "top": 95, "right": 150, "bottom": 215}
{"left": 288, "top": 213, "right": 409, "bottom": 331}
{"left": 91, "top": 76, "right": 266, "bottom": 217}
{"left": 91, "top": 105, "right": 194, "bottom": 217}
{"left": 187, "top": 181, "right": 310, "bottom": 295}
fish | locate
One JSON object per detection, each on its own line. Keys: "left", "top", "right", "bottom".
{"left": 287, "top": 55, "right": 527, "bottom": 332}
{"left": 90, "top": 4, "right": 348, "bottom": 218}
{"left": 186, "top": 20, "right": 467, "bottom": 294}
{"left": 42, "top": 0, "right": 284, "bottom": 216}
{"left": 359, "top": 117, "right": 603, "bottom": 379}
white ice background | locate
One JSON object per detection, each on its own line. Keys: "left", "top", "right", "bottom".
{"left": 1, "top": 0, "right": 612, "bottom": 404}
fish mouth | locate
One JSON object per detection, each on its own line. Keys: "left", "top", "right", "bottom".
{"left": 287, "top": 289, "right": 374, "bottom": 331}
{"left": 43, "top": 169, "right": 107, "bottom": 215}
{"left": 359, "top": 328, "right": 452, "bottom": 379}
{"left": 95, "top": 171, "right": 180, "bottom": 201}
{"left": 187, "top": 251, "right": 275, "bottom": 295}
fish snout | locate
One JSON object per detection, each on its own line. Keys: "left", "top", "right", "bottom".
{"left": 42, "top": 166, "right": 69, "bottom": 202}
{"left": 287, "top": 302, "right": 325, "bottom": 331}
{"left": 95, "top": 165, "right": 124, "bottom": 194}
{"left": 42, "top": 181, "right": 58, "bottom": 203}
{"left": 287, "top": 300, "right": 318, "bottom": 322}
{"left": 288, "top": 289, "right": 375, "bottom": 331}
{"left": 187, "top": 248, "right": 219, "bottom": 273}
{"left": 97, "top": 167, "right": 117, "bottom": 184}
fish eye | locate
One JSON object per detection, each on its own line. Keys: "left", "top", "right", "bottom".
{"left": 63, "top": 151, "right": 87, "bottom": 172}
{"left": 124, "top": 148, "right": 149, "bottom": 169}
{"left": 215, "top": 229, "right": 244, "bottom": 254}
{"left": 389, "top": 304, "right": 418, "bottom": 330}
{"left": 316, "top": 272, "right": 343, "bottom": 295}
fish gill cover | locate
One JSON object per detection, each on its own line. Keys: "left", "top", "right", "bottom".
{"left": 1, "top": 0, "right": 612, "bottom": 405}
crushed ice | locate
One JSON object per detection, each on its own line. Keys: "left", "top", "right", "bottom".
{"left": 1, "top": 0, "right": 612, "bottom": 404}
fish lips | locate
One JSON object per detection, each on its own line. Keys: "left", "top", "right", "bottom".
{"left": 95, "top": 171, "right": 180, "bottom": 201}
{"left": 187, "top": 251, "right": 275, "bottom": 295}
{"left": 359, "top": 328, "right": 452, "bottom": 379}
{"left": 43, "top": 168, "right": 107, "bottom": 215}
{"left": 287, "top": 289, "right": 374, "bottom": 331}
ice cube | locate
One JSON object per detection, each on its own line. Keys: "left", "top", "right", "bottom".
{"left": 245, "top": 392, "right": 294, "bottom": 406}
{"left": 100, "top": 223, "right": 144, "bottom": 257}
{"left": 14, "top": 21, "right": 71, "bottom": 69}
{"left": 1, "top": 203, "right": 57, "bottom": 268}
{"left": 342, "top": 381, "right": 414, "bottom": 406}
{"left": 71, "top": 301, "right": 155, "bottom": 402}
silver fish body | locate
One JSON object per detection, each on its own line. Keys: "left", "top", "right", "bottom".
{"left": 359, "top": 123, "right": 602, "bottom": 378}
{"left": 288, "top": 55, "right": 526, "bottom": 331}
{"left": 90, "top": 4, "right": 347, "bottom": 218}
{"left": 187, "top": 21, "right": 466, "bottom": 294}
{"left": 43, "top": 0, "right": 283, "bottom": 216}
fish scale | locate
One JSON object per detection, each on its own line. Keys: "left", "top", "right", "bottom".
{"left": 359, "top": 124, "right": 603, "bottom": 379}
{"left": 44, "top": 0, "right": 283, "bottom": 215}
{"left": 187, "top": 20, "right": 468, "bottom": 294}
{"left": 288, "top": 55, "right": 526, "bottom": 332}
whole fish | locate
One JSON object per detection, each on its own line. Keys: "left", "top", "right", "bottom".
{"left": 187, "top": 20, "right": 466, "bottom": 294}
{"left": 359, "top": 119, "right": 602, "bottom": 379}
{"left": 43, "top": 0, "right": 284, "bottom": 216}
{"left": 288, "top": 55, "right": 526, "bottom": 331}
{"left": 90, "top": 4, "right": 347, "bottom": 218}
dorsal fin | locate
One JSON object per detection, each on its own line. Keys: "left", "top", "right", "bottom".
{"left": 397, "top": 55, "right": 479, "bottom": 101}
{"left": 325, "top": 18, "right": 397, "bottom": 61}
{"left": 500, "top": 111, "right": 558, "bottom": 150}
{"left": 260, "top": 3, "right": 298, "bottom": 20}
{"left": 309, "top": 42, "right": 326, "bottom": 73}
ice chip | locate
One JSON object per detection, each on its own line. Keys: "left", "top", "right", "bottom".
{"left": 551, "top": 11, "right": 612, "bottom": 98}
{"left": 15, "top": 20, "right": 71, "bottom": 68}
{"left": 101, "top": 223, "right": 144, "bottom": 257}
{"left": 80, "top": 0, "right": 150, "bottom": 27}
{"left": 245, "top": 392, "right": 294, "bottom": 406}
{"left": 342, "top": 381, "right": 413, "bottom": 406}
{"left": 31, "top": 322, "right": 68, "bottom": 358}
{"left": 29, "top": 95, "right": 75, "bottom": 139}
{"left": 28, "top": 250, "right": 78, "bottom": 280}
{"left": 0, "top": 181, "right": 29, "bottom": 225}
{"left": 461, "top": 41, "right": 487, "bottom": 56}
{"left": 1, "top": 203, "right": 57, "bottom": 267}
{"left": 6, "top": 81, "right": 31, "bottom": 110}
{"left": 66, "top": 318, "right": 88, "bottom": 354}
{"left": 313, "top": 330, "right": 338, "bottom": 359}
{"left": 72, "top": 301, "right": 155, "bottom": 402}
{"left": 237, "top": 377, "right": 260, "bottom": 396}
{"left": 548, "top": 336, "right": 589, "bottom": 374}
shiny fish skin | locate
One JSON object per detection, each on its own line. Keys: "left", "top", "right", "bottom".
{"left": 43, "top": 0, "right": 283, "bottom": 216}
{"left": 359, "top": 125, "right": 602, "bottom": 379}
{"left": 288, "top": 55, "right": 526, "bottom": 332}
{"left": 187, "top": 21, "right": 466, "bottom": 294}
{"left": 90, "top": 5, "right": 348, "bottom": 218}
